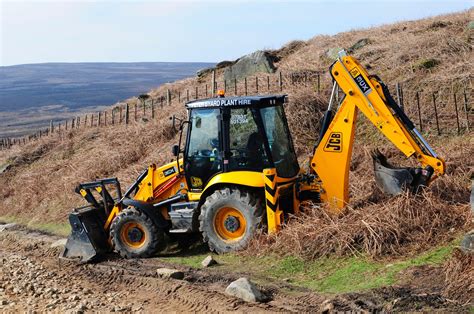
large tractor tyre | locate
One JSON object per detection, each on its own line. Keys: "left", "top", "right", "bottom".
{"left": 199, "top": 187, "right": 263, "bottom": 254}
{"left": 110, "top": 207, "right": 165, "bottom": 259}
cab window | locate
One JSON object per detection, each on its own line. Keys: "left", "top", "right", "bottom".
{"left": 228, "top": 108, "right": 270, "bottom": 171}
{"left": 185, "top": 108, "right": 221, "bottom": 189}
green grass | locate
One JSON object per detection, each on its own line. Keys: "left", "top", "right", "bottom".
{"left": 159, "top": 240, "right": 459, "bottom": 294}
{"left": 0, "top": 215, "right": 71, "bottom": 237}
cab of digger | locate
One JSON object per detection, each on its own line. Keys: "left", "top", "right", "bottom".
{"left": 183, "top": 95, "right": 299, "bottom": 190}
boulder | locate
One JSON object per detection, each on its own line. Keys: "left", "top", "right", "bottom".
{"left": 225, "top": 277, "right": 264, "bottom": 302}
{"left": 201, "top": 255, "right": 218, "bottom": 267}
{"left": 196, "top": 67, "right": 214, "bottom": 78}
{"left": 215, "top": 60, "right": 236, "bottom": 69}
{"left": 325, "top": 47, "right": 344, "bottom": 61}
{"left": 156, "top": 268, "right": 184, "bottom": 280}
{"left": 349, "top": 38, "right": 370, "bottom": 52}
{"left": 0, "top": 223, "right": 17, "bottom": 232}
{"left": 0, "top": 162, "right": 11, "bottom": 174}
{"left": 460, "top": 230, "right": 474, "bottom": 254}
{"left": 224, "top": 51, "right": 276, "bottom": 82}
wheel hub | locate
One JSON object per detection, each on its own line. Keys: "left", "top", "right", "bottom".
{"left": 224, "top": 216, "right": 240, "bottom": 233}
{"left": 127, "top": 227, "right": 144, "bottom": 243}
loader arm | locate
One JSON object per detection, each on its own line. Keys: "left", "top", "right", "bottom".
{"left": 311, "top": 51, "right": 445, "bottom": 210}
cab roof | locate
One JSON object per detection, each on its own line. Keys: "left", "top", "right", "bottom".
{"left": 185, "top": 95, "right": 287, "bottom": 109}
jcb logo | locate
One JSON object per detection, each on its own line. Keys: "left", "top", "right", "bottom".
{"left": 323, "top": 132, "right": 343, "bottom": 152}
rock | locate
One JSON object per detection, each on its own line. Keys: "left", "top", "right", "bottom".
{"left": 0, "top": 162, "right": 11, "bottom": 174}
{"left": 325, "top": 47, "right": 344, "bottom": 61}
{"left": 69, "top": 294, "right": 80, "bottom": 301}
{"left": 224, "top": 50, "right": 276, "bottom": 82}
{"left": 201, "top": 255, "right": 218, "bottom": 267}
{"left": 156, "top": 268, "right": 184, "bottom": 280}
{"left": 197, "top": 67, "right": 214, "bottom": 78}
{"left": 349, "top": 38, "right": 370, "bottom": 52}
{"left": 460, "top": 230, "right": 474, "bottom": 254}
{"left": 321, "top": 299, "right": 334, "bottom": 313}
{"left": 50, "top": 238, "right": 68, "bottom": 249}
{"left": 215, "top": 60, "right": 235, "bottom": 69}
{"left": 225, "top": 277, "right": 264, "bottom": 302}
{"left": 0, "top": 223, "right": 17, "bottom": 232}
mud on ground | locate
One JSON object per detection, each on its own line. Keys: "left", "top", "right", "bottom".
{"left": 0, "top": 223, "right": 470, "bottom": 313}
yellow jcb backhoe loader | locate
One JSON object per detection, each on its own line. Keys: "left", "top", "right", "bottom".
{"left": 61, "top": 50, "right": 445, "bottom": 262}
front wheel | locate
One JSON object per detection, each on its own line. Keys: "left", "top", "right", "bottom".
{"left": 110, "top": 207, "right": 165, "bottom": 258}
{"left": 199, "top": 187, "right": 263, "bottom": 253}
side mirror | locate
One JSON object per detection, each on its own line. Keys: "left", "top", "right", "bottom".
{"left": 172, "top": 145, "right": 179, "bottom": 157}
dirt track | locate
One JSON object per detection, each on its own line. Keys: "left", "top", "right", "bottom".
{"left": 0, "top": 223, "right": 470, "bottom": 312}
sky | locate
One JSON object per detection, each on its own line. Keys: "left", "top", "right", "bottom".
{"left": 0, "top": 0, "right": 472, "bottom": 66}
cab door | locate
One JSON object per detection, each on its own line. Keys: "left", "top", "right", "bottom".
{"left": 184, "top": 108, "right": 222, "bottom": 190}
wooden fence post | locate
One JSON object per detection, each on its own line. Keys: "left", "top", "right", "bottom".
{"left": 125, "top": 103, "right": 129, "bottom": 125}
{"left": 143, "top": 101, "right": 146, "bottom": 116}
{"left": 104, "top": 111, "right": 107, "bottom": 126}
{"left": 279, "top": 72, "right": 283, "bottom": 91}
{"left": 97, "top": 112, "right": 101, "bottom": 126}
{"left": 205, "top": 84, "right": 208, "bottom": 97}
{"left": 186, "top": 89, "right": 189, "bottom": 102}
{"left": 211, "top": 70, "right": 216, "bottom": 97}
{"left": 463, "top": 89, "right": 470, "bottom": 132}
{"left": 416, "top": 92, "right": 423, "bottom": 132}
{"left": 255, "top": 76, "right": 258, "bottom": 93}
{"left": 134, "top": 104, "right": 137, "bottom": 121}
{"left": 178, "top": 91, "right": 181, "bottom": 103}
{"left": 432, "top": 93, "right": 440, "bottom": 135}
{"left": 119, "top": 107, "right": 123, "bottom": 124}
{"left": 224, "top": 80, "right": 227, "bottom": 93}
{"left": 453, "top": 93, "right": 460, "bottom": 135}
{"left": 167, "top": 89, "right": 171, "bottom": 105}
{"left": 317, "top": 73, "right": 320, "bottom": 94}
{"left": 234, "top": 79, "right": 237, "bottom": 95}
{"left": 112, "top": 110, "right": 115, "bottom": 125}
{"left": 65, "top": 120, "right": 68, "bottom": 130}
{"left": 151, "top": 99, "right": 155, "bottom": 119}
{"left": 267, "top": 76, "right": 270, "bottom": 91}
{"left": 72, "top": 118, "right": 75, "bottom": 129}
{"left": 244, "top": 77, "right": 248, "bottom": 96}
{"left": 50, "top": 120, "right": 54, "bottom": 134}
{"left": 195, "top": 86, "right": 198, "bottom": 100}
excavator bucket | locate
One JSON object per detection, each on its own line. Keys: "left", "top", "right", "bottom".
{"left": 61, "top": 178, "right": 121, "bottom": 262}
{"left": 61, "top": 206, "right": 110, "bottom": 263}
{"left": 372, "top": 149, "right": 435, "bottom": 195}
{"left": 371, "top": 149, "right": 415, "bottom": 195}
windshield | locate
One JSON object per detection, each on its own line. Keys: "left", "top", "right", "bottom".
{"left": 260, "top": 105, "right": 299, "bottom": 178}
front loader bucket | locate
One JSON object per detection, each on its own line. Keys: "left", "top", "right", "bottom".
{"left": 372, "top": 150, "right": 414, "bottom": 195}
{"left": 61, "top": 207, "right": 110, "bottom": 263}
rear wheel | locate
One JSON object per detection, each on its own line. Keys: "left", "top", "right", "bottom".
{"left": 110, "top": 207, "right": 165, "bottom": 258}
{"left": 199, "top": 187, "right": 262, "bottom": 253}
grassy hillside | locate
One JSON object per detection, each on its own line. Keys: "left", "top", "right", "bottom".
{"left": 0, "top": 9, "right": 472, "bottom": 246}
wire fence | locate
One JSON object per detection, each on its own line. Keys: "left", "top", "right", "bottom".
{"left": 0, "top": 69, "right": 472, "bottom": 150}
